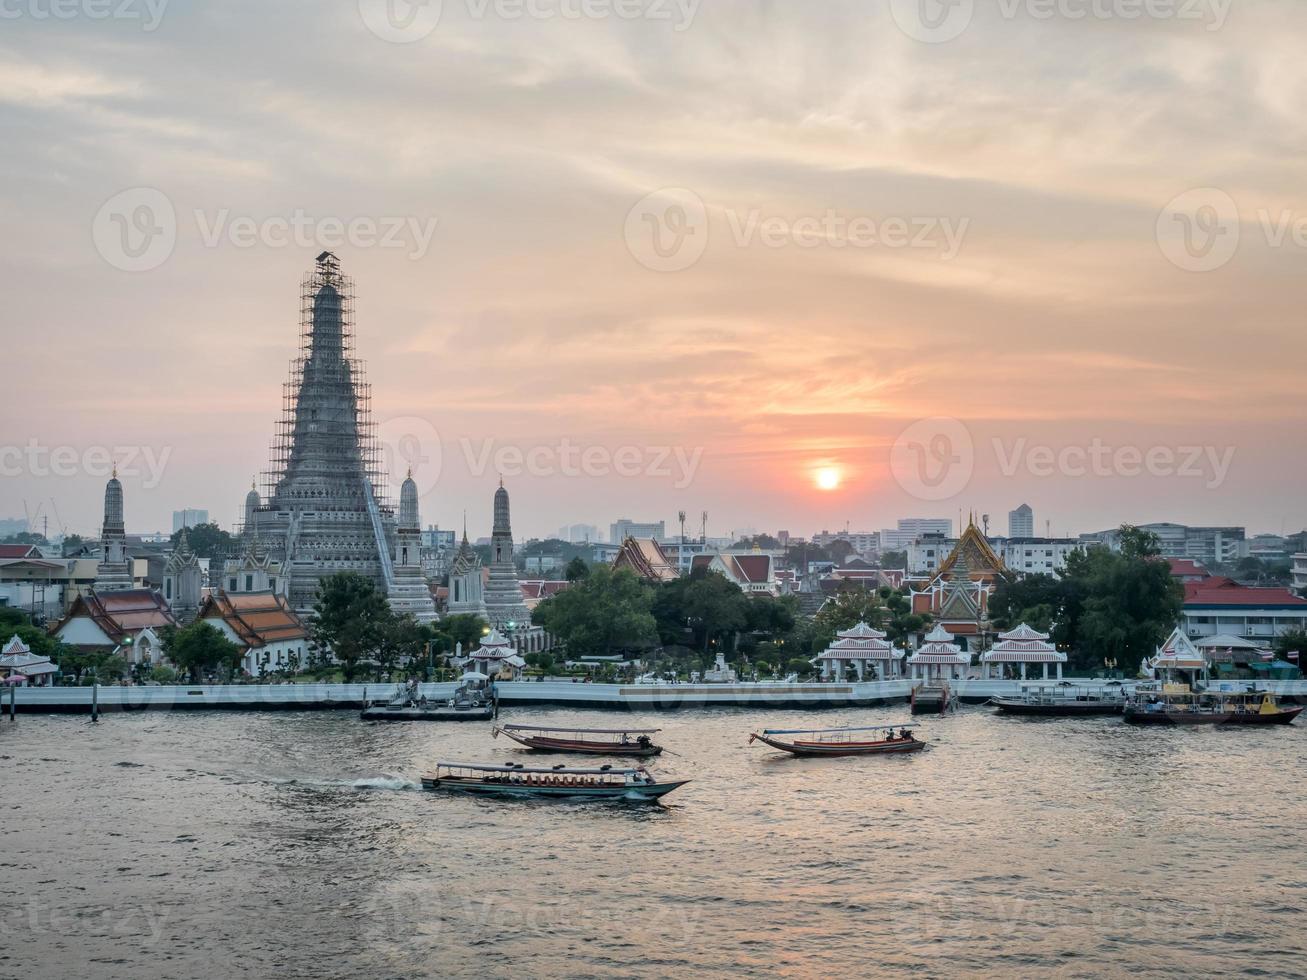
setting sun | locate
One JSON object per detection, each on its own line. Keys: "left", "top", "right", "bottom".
{"left": 815, "top": 467, "right": 841, "bottom": 491}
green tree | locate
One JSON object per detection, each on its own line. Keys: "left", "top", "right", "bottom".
{"left": 162, "top": 620, "right": 244, "bottom": 682}
{"left": 1060, "top": 526, "right": 1181, "bottom": 674}
{"left": 564, "top": 556, "right": 590, "bottom": 582}
{"left": 170, "top": 522, "right": 238, "bottom": 560}
{"left": 432, "top": 614, "right": 489, "bottom": 656}
{"left": 311, "top": 572, "right": 392, "bottom": 681}
{"left": 533, "top": 565, "right": 657, "bottom": 657}
{"left": 812, "top": 588, "right": 887, "bottom": 651}
{"left": 1272, "top": 629, "right": 1307, "bottom": 661}
{"left": 652, "top": 569, "right": 749, "bottom": 652}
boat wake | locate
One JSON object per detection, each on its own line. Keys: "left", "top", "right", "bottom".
{"left": 267, "top": 773, "right": 422, "bottom": 793}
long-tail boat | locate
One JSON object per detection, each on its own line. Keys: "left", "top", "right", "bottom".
{"left": 419, "top": 762, "right": 688, "bottom": 802}
{"left": 492, "top": 724, "right": 664, "bottom": 756}
{"left": 747, "top": 725, "right": 926, "bottom": 756}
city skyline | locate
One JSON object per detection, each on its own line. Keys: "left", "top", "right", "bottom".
{"left": 4, "top": 3, "right": 1306, "bottom": 540}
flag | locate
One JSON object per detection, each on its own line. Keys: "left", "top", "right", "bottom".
{"left": 1288, "top": 651, "right": 1300, "bottom": 661}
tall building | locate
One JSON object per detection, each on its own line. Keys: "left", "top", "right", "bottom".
{"left": 1008, "top": 504, "right": 1034, "bottom": 538}
{"left": 95, "top": 470, "right": 134, "bottom": 591}
{"left": 610, "top": 518, "right": 665, "bottom": 543}
{"left": 1080, "top": 523, "right": 1245, "bottom": 566}
{"left": 880, "top": 518, "right": 953, "bottom": 551}
{"left": 172, "top": 509, "right": 209, "bottom": 532}
{"left": 244, "top": 252, "right": 435, "bottom": 621}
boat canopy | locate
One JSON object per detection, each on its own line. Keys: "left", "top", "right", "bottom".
{"left": 435, "top": 761, "right": 644, "bottom": 775}
{"left": 498, "top": 724, "right": 661, "bottom": 735}
{"left": 760, "top": 725, "right": 903, "bottom": 735}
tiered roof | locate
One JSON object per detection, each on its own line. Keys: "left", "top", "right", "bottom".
{"left": 612, "top": 537, "right": 679, "bottom": 583}
{"left": 53, "top": 589, "right": 177, "bottom": 645}
{"left": 908, "top": 624, "right": 970, "bottom": 665}
{"left": 199, "top": 591, "right": 307, "bottom": 649}
{"left": 817, "top": 621, "right": 901, "bottom": 661}
{"left": 981, "top": 623, "right": 1066, "bottom": 663}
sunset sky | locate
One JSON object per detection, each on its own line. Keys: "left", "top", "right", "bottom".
{"left": 4, "top": 0, "right": 1306, "bottom": 541}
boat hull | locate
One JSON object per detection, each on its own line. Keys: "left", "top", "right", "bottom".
{"left": 361, "top": 705, "right": 494, "bottom": 721}
{"left": 420, "top": 776, "right": 688, "bottom": 801}
{"left": 990, "top": 698, "right": 1124, "bottom": 717}
{"left": 1125, "top": 703, "right": 1302, "bottom": 726}
{"left": 749, "top": 732, "right": 925, "bottom": 756}
{"left": 498, "top": 730, "right": 663, "bottom": 756}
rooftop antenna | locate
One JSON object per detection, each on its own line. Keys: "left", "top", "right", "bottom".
{"left": 700, "top": 510, "right": 708, "bottom": 544}
{"left": 678, "top": 510, "right": 686, "bottom": 545}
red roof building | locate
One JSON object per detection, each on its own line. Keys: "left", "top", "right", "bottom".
{"left": 1181, "top": 577, "right": 1307, "bottom": 645}
{"left": 51, "top": 589, "right": 177, "bottom": 665}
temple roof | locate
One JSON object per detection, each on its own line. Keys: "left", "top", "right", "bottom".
{"left": 199, "top": 591, "right": 307, "bottom": 648}
{"left": 612, "top": 536, "right": 679, "bottom": 583}
{"left": 982, "top": 622, "right": 1065, "bottom": 662}
{"left": 935, "top": 520, "right": 1006, "bottom": 582}
{"left": 53, "top": 589, "right": 177, "bottom": 644}
{"left": 1153, "top": 627, "right": 1206, "bottom": 668}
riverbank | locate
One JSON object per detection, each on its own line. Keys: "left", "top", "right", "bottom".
{"left": 5, "top": 678, "right": 1306, "bottom": 714}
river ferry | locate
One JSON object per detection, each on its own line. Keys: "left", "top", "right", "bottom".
{"left": 990, "top": 685, "right": 1127, "bottom": 717}
{"left": 1124, "top": 687, "right": 1301, "bottom": 726}
{"left": 492, "top": 724, "right": 663, "bottom": 756}
{"left": 748, "top": 725, "right": 925, "bottom": 756}
{"left": 419, "top": 762, "right": 688, "bottom": 801}
{"left": 910, "top": 682, "right": 958, "bottom": 715}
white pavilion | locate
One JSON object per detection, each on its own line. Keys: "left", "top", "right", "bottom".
{"left": 813, "top": 622, "right": 904, "bottom": 681}
{"left": 980, "top": 623, "right": 1067, "bottom": 681}
{"left": 1148, "top": 628, "right": 1208, "bottom": 687}
{"left": 906, "top": 624, "right": 971, "bottom": 681}
{"left": 452, "top": 628, "right": 526, "bottom": 681}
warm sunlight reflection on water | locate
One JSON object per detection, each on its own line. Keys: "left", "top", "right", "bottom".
{"left": 3, "top": 707, "right": 1305, "bottom": 978}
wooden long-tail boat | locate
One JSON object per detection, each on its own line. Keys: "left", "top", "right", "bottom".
{"left": 748, "top": 725, "right": 926, "bottom": 756}
{"left": 420, "top": 762, "right": 687, "bottom": 802}
{"left": 492, "top": 724, "right": 664, "bottom": 757}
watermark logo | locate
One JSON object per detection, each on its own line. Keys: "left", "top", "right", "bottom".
{"left": 377, "top": 416, "right": 443, "bottom": 497}
{"left": 0, "top": 440, "right": 172, "bottom": 489}
{"left": 92, "top": 191, "right": 440, "bottom": 270}
{"left": 460, "top": 437, "right": 703, "bottom": 488}
{"left": 358, "top": 0, "right": 442, "bottom": 42}
{"left": 624, "top": 187, "right": 708, "bottom": 272}
{"left": 890, "top": 417, "right": 974, "bottom": 501}
{"left": 1156, "top": 187, "right": 1240, "bottom": 272}
{"left": 624, "top": 190, "right": 969, "bottom": 272}
{"left": 92, "top": 187, "right": 176, "bottom": 272}
{"left": 994, "top": 438, "right": 1235, "bottom": 489}
{"left": 889, "top": 0, "right": 974, "bottom": 43}
{"left": 0, "top": 0, "right": 169, "bottom": 30}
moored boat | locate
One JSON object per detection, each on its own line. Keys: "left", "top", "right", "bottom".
{"left": 748, "top": 725, "right": 925, "bottom": 756}
{"left": 990, "top": 685, "right": 1127, "bottom": 717}
{"left": 910, "top": 682, "right": 958, "bottom": 715}
{"left": 1124, "top": 687, "right": 1300, "bottom": 726}
{"left": 492, "top": 724, "right": 663, "bottom": 756}
{"left": 361, "top": 678, "right": 495, "bottom": 721}
{"left": 419, "top": 762, "right": 688, "bottom": 802}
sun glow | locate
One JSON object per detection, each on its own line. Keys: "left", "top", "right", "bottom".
{"left": 815, "top": 467, "right": 841, "bottom": 491}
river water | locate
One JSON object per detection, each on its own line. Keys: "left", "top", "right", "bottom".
{"left": 2, "top": 706, "right": 1304, "bottom": 979}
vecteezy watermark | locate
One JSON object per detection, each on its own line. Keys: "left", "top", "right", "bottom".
{"left": 888, "top": 0, "right": 1231, "bottom": 44}
{"left": 624, "top": 188, "right": 970, "bottom": 272}
{"left": 1155, "top": 187, "right": 1240, "bottom": 272}
{"left": 0, "top": 899, "right": 170, "bottom": 944}
{"left": 0, "top": 0, "right": 169, "bottom": 30}
{"left": 358, "top": 0, "right": 698, "bottom": 42}
{"left": 889, "top": 418, "right": 1237, "bottom": 499}
{"left": 377, "top": 416, "right": 443, "bottom": 497}
{"left": 460, "top": 438, "right": 703, "bottom": 488}
{"left": 0, "top": 440, "right": 172, "bottom": 489}
{"left": 92, "top": 189, "right": 439, "bottom": 271}
{"left": 1156, "top": 187, "right": 1307, "bottom": 272}
{"left": 889, "top": 417, "right": 976, "bottom": 501}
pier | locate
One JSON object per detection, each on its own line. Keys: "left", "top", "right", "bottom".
{"left": 4, "top": 678, "right": 1306, "bottom": 714}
